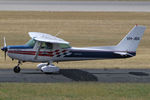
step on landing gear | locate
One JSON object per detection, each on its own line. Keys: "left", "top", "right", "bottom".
{"left": 13, "top": 61, "right": 21, "bottom": 73}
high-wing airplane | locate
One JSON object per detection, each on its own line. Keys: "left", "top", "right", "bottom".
{"left": 1, "top": 25, "right": 146, "bottom": 73}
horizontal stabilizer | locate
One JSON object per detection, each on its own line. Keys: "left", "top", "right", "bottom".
{"left": 114, "top": 52, "right": 134, "bottom": 57}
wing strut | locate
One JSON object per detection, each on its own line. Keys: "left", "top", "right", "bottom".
{"left": 34, "top": 42, "right": 42, "bottom": 60}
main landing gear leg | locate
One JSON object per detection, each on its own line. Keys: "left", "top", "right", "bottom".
{"left": 13, "top": 61, "right": 21, "bottom": 73}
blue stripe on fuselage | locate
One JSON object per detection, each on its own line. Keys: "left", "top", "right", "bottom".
{"left": 66, "top": 50, "right": 136, "bottom": 59}
{"left": 7, "top": 45, "right": 32, "bottom": 49}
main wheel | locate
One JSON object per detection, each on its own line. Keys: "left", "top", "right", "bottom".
{"left": 13, "top": 66, "right": 21, "bottom": 73}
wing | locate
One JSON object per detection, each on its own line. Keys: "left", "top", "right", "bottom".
{"left": 28, "top": 32, "right": 69, "bottom": 44}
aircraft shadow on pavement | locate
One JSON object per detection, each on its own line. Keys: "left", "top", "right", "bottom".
{"left": 21, "top": 69, "right": 98, "bottom": 81}
{"left": 60, "top": 69, "right": 98, "bottom": 81}
{"left": 91, "top": 69, "right": 149, "bottom": 76}
{"left": 21, "top": 69, "right": 149, "bottom": 77}
{"left": 20, "top": 68, "right": 149, "bottom": 83}
{"left": 128, "top": 72, "right": 149, "bottom": 76}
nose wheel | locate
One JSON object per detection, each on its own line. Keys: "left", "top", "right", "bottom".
{"left": 14, "top": 66, "right": 21, "bottom": 73}
{"left": 13, "top": 61, "right": 21, "bottom": 73}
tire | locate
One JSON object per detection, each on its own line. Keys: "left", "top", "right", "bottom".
{"left": 14, "top": 66, "right": 21, "bottom": 73}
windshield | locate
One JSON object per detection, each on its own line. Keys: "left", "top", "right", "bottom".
{"left": 26, "top": 39, "right": 36, "bottom": 47}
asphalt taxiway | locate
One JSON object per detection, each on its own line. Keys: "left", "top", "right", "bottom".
{"left": 0, "top": 68, "right": 150, "bottom": 83}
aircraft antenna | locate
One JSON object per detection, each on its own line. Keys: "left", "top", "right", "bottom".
{"left": 55, "top": 31, "right": 62, "bottom": 37}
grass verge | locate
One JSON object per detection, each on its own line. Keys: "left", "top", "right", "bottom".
{"left": 0, "top": 83, "right": 150, "bottom": 100}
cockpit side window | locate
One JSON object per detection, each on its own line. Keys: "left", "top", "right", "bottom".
{"left": 26, "top": 39, "right": 36, "bottom": 48}
{"left": 41, "top": 42, "right": 53, "bottom": 49}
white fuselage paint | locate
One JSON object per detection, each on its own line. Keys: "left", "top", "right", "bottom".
{"left": 7, "top": 47, "right": 110, "bottom": 63}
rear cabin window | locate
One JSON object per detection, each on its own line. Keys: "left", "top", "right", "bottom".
{"left": 59, "top": 44, "right": 71, "bottom": 49}
{"left": 26, "top": 39, "right": 36, "bottom": 47}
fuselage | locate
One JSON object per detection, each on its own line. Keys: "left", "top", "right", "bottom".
{"left": 0, "top": 26, "right": 145, "bottom": 73}
{"left": 6, "top": 45, "right": 135, "bottom": 63}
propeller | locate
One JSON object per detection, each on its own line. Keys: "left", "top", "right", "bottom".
{"left": 1, "top": 37, "right": 7, "bottom": 60}
{"left": 4, "top": 37, "right": 6, "bottom": 47}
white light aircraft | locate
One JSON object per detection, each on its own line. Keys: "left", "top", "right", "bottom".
{"left": 1, "top": 25, "right": 146, "bottom": 73}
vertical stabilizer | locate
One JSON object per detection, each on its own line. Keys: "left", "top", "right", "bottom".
{"left": 116, "top": 25, "right": 146, "bottom": 52}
